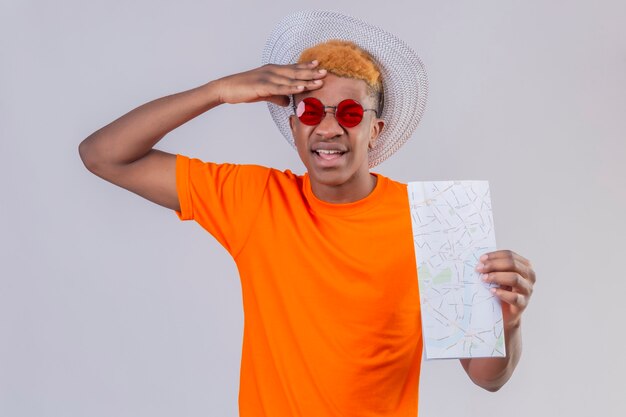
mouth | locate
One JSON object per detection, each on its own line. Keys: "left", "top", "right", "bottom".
{"left": 312, "top": 149, "right": 347, "bottom": 161}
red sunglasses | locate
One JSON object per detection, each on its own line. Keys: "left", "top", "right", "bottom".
{"left": 294, "top": 97, "right": 378, "bottom": 128}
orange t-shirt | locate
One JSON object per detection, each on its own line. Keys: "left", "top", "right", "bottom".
{"left": 174, "top": 154, "right": 423, "bottom": 417}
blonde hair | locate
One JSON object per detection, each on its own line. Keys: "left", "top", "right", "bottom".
{"left": 297, "top": 40, "right": 383, "bottom": 99}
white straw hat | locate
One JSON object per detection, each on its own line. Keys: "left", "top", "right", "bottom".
{"left": 261, "top": 9, "right": 428, "bottom": 168}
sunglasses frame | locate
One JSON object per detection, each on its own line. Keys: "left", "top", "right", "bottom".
{"left": 292, "top": 96, "right": 379, "bottom": 128}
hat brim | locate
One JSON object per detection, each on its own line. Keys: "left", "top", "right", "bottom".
{"left": 261, "top": 9, "right": 428, "bottom": 168}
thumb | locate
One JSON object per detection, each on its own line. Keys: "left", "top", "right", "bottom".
{"left": 266, "top": 95, "right": 290, "bottom": 107}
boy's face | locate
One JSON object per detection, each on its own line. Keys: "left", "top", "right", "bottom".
{"left": 289, "top": 73, "right": 384, "bottom": 200}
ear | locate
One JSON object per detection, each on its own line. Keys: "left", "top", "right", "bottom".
{"left": 369, "top": 118, "right": 385, "bottom": 149}
{"left": 289, "top": 114, "right": 296, "bottom": 134}
{"left": 289, "top": 93, "right": 301, "bottom": 134}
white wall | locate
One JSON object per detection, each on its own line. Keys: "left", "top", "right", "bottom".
{"left": 1, "top": 0, "right": 624, "bottom": 416}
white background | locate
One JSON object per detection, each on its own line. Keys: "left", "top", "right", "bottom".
{"left": 1, "top": 1, "right": 625, "bottom": 416}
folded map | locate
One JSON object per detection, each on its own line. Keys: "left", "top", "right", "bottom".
{"left": 407, "top": 180, "right": 505, "bottom": 360}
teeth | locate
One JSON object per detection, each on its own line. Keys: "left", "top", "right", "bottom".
{"left": 316, "top": 150, "right": 342, "bottom": 154}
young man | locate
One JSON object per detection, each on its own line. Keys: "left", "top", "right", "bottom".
{"left": 79, "top": 10, "right": 535, "bottom": 417}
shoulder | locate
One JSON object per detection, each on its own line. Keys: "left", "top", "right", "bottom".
{"left": 179, "top": 154, "right": 303, "bottom": 189}
{"left": 180, "top": 154, "right": 291, "bottom": 177}
{"left": 373, "top": 172, "right": 408, "bottom": 192}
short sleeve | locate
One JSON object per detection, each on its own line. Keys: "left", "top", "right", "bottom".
{"left": 174, "top": 154, "right": 271, "bottom": 256}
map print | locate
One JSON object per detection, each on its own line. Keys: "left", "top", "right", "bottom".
{"left": 407, "top": 181, "right": 505, "bottom": 360}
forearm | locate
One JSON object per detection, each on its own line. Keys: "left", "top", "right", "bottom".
{"left": 79, "top": 79, "right": 224, "bottom": 167}
{"left": 460, "top": 320, "right": 523, "bottom": 392}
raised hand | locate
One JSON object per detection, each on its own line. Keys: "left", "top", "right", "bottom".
{"left": 215, "top": 60, "right": 328, "bottom": 107}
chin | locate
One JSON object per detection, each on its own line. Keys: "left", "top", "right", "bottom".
{"left": 310, "top": 170, "right": 352, "bottom": 187}
{"left": 306, "top": 162, "right": 365, "bottom": 187}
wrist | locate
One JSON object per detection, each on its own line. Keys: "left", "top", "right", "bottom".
{"left": 505, "top": 317, "right": 522, "bottom": 332}
{"left": 200, "top": 78, "right": 227, "bottom": 106}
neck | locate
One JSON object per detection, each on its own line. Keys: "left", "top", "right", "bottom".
{"left": 309, "top": 172, "right": 378, "bottom": 204}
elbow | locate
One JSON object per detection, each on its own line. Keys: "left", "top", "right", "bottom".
{"left": 473, "top": 376, "right": 508, "bottom": 393}
{"left": 78, "top": 137, "right": 100, "bottom": 173}
{"left": 464, "top": 359, "right": 513, "bottom": 393}
{"left": 78, "top": 140, "right": 88, "bottom": 165}
{"left": 482, "top": 383, "right": 503, "bottom": 393}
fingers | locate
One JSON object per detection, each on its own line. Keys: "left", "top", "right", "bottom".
{"left": 260, "top": 79, "right": 321, "bottom": 107}
{"left": 264, "top": 62, "right": 327, "bottom": 82}
{"left": 253, "top": 62, "right": 326, "bottom": 105}
{"left": 218, "top": 61, "right": 328, "bottom": 105}
{"left": 263, "top": 61, "right": 327, "bottom": 90}
{"left": 491, "top": 287, "right": 529, "bottom": 309}
{"left": 481, "top": 272, "right": 533, "bottom": 296}
{"left": 266, "top": 73, "right": 324, "bottom": 92}
{"left": 476, "top": 249, "right": 536, "bottom": 315}
{"left": 289, "top": 60, "right": 328, "bottom": 80}
{"left": 477, "top": 249, "right": 536, "bottom": 284}
{"left": 479, "top": 249, "right": 528, "bottom": 264}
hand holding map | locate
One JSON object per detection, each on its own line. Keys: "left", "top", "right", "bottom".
{"left": 408, "top": 181, "right": 504, "bottom": 360}
{"left": 477, "top": 249, "right": 536, "bottom": 331}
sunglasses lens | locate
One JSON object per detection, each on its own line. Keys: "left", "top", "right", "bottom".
{"left": 296, "top": 98, "right": 366, "bottom": 128}
{"left": 336, "top": 99, "right": 364, "bottom": 128}
{"left": 296, "top": 98, "right": 324, "bottom": 125}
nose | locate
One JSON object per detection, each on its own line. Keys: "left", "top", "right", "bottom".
{"left": 314, "top": 109, "right": 344, "bottom": 139}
